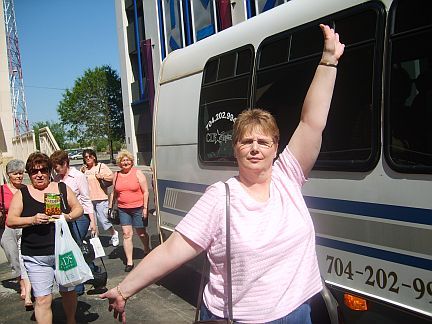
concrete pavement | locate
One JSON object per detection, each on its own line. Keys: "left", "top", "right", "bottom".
{"left": 0, "top": 217, "right": 199, "bottom": 323}
{"left": 0, "top": 161, "right": 202, "bottom": 323}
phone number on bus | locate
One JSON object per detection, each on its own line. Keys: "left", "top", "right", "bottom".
{"left": 325, "top": 254, "right": 432, "bottom": 302}
{"left": 317, "top": 246, "right": 431, "bottom": 315}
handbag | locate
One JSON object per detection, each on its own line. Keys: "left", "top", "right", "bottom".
{"left": 73, "top": 222, "right": 96, "bottom": 263}
{"left": 85, "top": 256, "right": 108, "bottom": 289}
{"left": 108, "top": 207, "right": 120, "bottom": 225}
{"left": 0, "top": 184, "right": 6, "bottom": 229}
{"left": 86, "top": 235, "right": 108, "bottom": 289}
{"left": 54, "top": 215, "right": 94, "bottom": 287}
{"left": 108, "top": 172, "right": 120, "bottom": 225}
{"left": 90, "top": 235, "right": 105, "bottom": 258}
{"left": 97, "top": 163, "right": 112, "bottom": 189}
{"left": 194, "top": 183, "right": 233, "bottom": 324}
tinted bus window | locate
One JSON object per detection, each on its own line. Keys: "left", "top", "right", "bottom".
{"left": 255, "top": 5, "right": 383, "bottom": 171}
{"left": 198, "top": 47, "right": 254, "bottom": 163}
{"left": 386, "top": 0, "right": 432, "bottom": 173}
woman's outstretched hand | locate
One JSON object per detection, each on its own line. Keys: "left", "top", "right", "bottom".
{"left": 319, "top": 24, "right": 345, "bottom": 65}
{"left": 100, "top": 287, "right": 127, "bottom": 323}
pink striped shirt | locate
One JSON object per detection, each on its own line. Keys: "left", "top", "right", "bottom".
{"left": 54, "top": 167, "right": 94, "bottom": 215}
{"left": 176, "top": 148, "right": 322, "bottom": 323}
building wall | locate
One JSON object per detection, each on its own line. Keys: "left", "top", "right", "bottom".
{"left": 114, "top": 0, "right": 289, "bottom": 164}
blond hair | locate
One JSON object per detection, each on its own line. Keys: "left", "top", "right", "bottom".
{"left": 232, "top": 108, "right": 279, "bottom": 144}
{"left": 116, "top": 150, "right": 134, "bottom": 166}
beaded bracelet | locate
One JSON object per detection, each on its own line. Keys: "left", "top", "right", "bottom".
{"left": 117, "top": 284, "right": 129, "bottom": 301}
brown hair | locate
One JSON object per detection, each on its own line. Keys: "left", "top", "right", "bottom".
{"left": 232, "top": 108, "right": 280, "bottom": 145}
{"left": 25, "top": 152, "right": 52, "bottom": 174}
{"left": 82, "top": 148, "right": 98, "bottom": 165}
{"left": 50, "top": 150, "right": 69, "bottom": 167}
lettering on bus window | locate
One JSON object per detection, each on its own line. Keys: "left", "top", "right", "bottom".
{"left": 198, "top": 46, "right": 254, "bottom": 163}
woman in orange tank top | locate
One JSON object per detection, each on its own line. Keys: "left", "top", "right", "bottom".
{"left": 111, "top": 150, "right": 150, "bottom": 272}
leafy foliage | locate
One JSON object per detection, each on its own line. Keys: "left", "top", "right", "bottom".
{"left": 57, "top": 65, "right": 125, "bottom": 150}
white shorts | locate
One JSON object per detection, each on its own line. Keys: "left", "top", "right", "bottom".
{"left": 22, "top": 255, "right": 75, "bottom": 297}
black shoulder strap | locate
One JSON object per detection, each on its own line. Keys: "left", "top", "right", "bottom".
{"left": 0, "top": 185, "right": 6, "bottom": 215}
{"left": 58, "top": 182, "right": 71, "bottom": 213}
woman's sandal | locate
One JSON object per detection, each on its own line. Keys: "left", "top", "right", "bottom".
{"left": 24, "top": 300, "right": 34, "bottom": 311}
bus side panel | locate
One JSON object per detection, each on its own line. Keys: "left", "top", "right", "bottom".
{"left": 155, "top": 143, "right": 237, "bottom": 232}
{"left": 155, "top": 73, "right": 202, "bottom": 146}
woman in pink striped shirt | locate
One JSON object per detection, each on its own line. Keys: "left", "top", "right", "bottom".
{"left": 101, "top": 24, "right": 344, "bottom": 324}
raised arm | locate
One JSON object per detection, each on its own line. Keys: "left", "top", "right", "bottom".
{"left": 288, "top": 24, "right": 345, "bottom": 177}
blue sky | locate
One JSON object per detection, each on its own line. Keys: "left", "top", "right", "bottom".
{"left": 14, "top": 0, "right": 120, "bottom": 125}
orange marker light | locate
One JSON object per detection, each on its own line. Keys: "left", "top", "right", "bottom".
{"left": 344, "top": 293, "right": 368, "bottom": 311}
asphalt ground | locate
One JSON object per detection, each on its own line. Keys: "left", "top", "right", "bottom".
{"left": 0, "top": 161, "right": 202, "bottom": 323}
{"left": 0, "top": 217, "right": 201, "bottom": 324}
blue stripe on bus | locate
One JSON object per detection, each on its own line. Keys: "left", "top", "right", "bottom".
{"left": 304, "top": 196, "right": 431, "bottom": 225}
{"left": 317, "top": 236, "right": 432, "bottom": 271}
{"left": 157, "top": 179, "right": 431, "bottom": 225}
{"left": 157, "top": 179, "right": 431, "bottom": 270}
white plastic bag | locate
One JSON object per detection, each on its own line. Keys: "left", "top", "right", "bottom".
{"left": 89, "top": 235, "right": 105, "bottom": 258}
{"left": 55, "top": 215, "right": 93, "bottom": 287}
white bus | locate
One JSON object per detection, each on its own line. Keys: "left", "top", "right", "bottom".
{"left": 152, "top": 0, "right": 431, "bottom": 322}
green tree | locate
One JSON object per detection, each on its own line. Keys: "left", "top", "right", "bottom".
{"left": 57, "top": 65, "right": 125, "bottom": 156}
{"left": 32, "top": 121, "right": 67, "bottom": 150}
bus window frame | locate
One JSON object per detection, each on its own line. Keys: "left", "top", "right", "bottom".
{"left": 253, "top": 2, "right": 385, "bottom": 172}
{"left": 197, "top": 45, "right": 255, "bottom": 166}
{"left": 383, "top": 0, "right": 432, "bottom": 174}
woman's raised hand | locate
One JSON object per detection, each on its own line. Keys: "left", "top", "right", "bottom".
{"left": 319, "top": 24, "right": 345, "bottom": 65}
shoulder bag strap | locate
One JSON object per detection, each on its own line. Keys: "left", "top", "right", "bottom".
{"left": 1, "top": 185, "right": 6, "bottom": 220}
{"left": 112, "top": 171, "right": 119, "bottom": 203}
{"left": 224, "top": 182, "right": 233, "bottom": 321}
{"left": 58, "top": 182, "right": 82, "bottom": 242}
{"left": 58, "top": 182, "right": 71, "bottom": 213}
{"left": 1, "top": 185, "right": 5, "bottom": 210}
{"left": 194, "top": 182, "right": 233, "bottom": 322}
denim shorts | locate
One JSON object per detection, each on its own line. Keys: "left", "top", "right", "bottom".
{"left": 200, "top": 302, "right": 311, "bottom": 324}
{"left": 118, "top": 207, "right": 148, "bottom": 228}
{"left": 22, "top": 255, "right": 75, "bottom": 297}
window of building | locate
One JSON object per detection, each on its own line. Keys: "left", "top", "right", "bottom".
{"left": 198, "top": 47, "right": 254, "bottom": 163}
{"left": 255, "top": 0, "right": 288, "bottom": 14}
{"left": 385, "top": 0, "right": 432, "bottom": 173}
{"left": 126, "top": 0, "right": 147, "bottom": 103}
{"left": 161, "top": 0, "right": 185, "bottom": 54}
{"left": 255, "top": 4, "right": 384, "bottom": 171}
{"left": 192, "top": 0, "right": 216, "bottom": 41}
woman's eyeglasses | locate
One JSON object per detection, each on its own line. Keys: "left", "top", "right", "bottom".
{"left": 28, "top": 167, "right": 50, "bottom": 176}
{"left": 84, "top": 155, "right": 94, "bottom": 159}
{"left": 238, "top": 138, "right": 274, "bottom": 149}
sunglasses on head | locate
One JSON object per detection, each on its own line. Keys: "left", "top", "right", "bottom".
{"left": 28, "top": 167, "right": 50, "bottom": 176}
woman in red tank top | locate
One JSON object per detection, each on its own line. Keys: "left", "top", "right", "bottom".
{"left": 111, "top": 150, "right": 150, "bottom": 272}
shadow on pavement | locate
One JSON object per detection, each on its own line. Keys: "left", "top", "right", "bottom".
{"left": 52, "top": 298, "right": 99, "bottom": 323}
